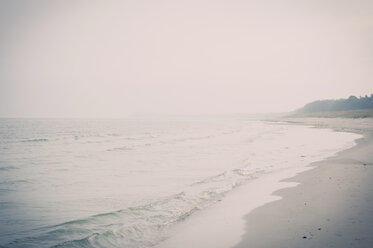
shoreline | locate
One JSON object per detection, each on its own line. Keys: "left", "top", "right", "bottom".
{"left": 156, "top": 165, "right": 314, "bottom": 248}
{"left": 233, "top": 117, "right": 373, "bottom": 248}
{"left": 155, "top": 118, "right": 366, "bottom": 248}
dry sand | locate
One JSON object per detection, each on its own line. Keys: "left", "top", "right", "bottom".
{"left": 234, "top": 117, "right": 373, "bottom": 248}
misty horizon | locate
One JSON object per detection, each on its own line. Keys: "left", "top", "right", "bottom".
{"left": 1, "top": 0, "right": 372, "bottom": 118}
{"left": 1, "top": 2, "right": 373, "bottom": 247}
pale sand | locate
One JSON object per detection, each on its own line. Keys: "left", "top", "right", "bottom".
{"left": 156, "top": 167, "right": 310, "bottom": 248}
{"left": 234, "top": 118, "right": 373, "bottom": 248}
{"left": 155, "top": 118, "right": 368, "bottom": 248}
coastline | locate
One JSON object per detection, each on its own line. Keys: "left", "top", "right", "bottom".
{"left": 233, "top": 117, "right": 373, "bottom": 248}
{"left": 155, "top": 118, "right": 367, "bottom": 248}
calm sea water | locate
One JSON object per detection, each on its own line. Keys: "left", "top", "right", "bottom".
{"left": 0, "top": 117, "right": 359, "bottom": 248}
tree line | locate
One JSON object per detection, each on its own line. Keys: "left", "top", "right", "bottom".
{"left": 297, "top": 94, "right": 373, "bottom": 113}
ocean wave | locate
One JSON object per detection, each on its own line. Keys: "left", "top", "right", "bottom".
{"left": 106, "top": 146, "right": 134, "bottom": 152}
{"left": 106, "top": 135, "right": 215, "bottom": 152}
{"left": 5, "top": 165, "right": 261, "bottom": 248}
{"left": 0, "top": 166, "right": 17, "bottom": 171}
{"left": 4, "top": 191, "right": 195, "bottom": 248}
{"left": 191, "top": 171, "right": 227, "bottom": 185}
{"left": 22, "top": 138, "right": 48, "bottom": 143}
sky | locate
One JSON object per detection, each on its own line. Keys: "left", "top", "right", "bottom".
{"left": 0, "top": 0, "right": 372, "bottom": 118}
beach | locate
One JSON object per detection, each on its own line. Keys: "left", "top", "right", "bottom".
{"left": 156, "top": 117, "right": 373, "bottom": 248}
{"left": 234, "top": 117, "right": 373, "bottom": 248}
{"left": 1, "top": 0, "right": 372, "bottom": 247}
{"left": 0, "top": 117, "right": 363, "bottom": 248}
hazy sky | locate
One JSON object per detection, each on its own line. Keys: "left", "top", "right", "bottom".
{"left": 0, "top": 0, "right": 372, "bottom": 117}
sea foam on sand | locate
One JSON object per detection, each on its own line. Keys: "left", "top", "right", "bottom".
{"left": 234, "top": 118, "right": 373, "bottom": 248}
{"left": 156, "top": 121, "right": 361, "bottom": 248}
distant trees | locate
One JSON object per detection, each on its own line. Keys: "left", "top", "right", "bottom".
{"left": 297, "top": 94, "right": 373, "bottom": 113}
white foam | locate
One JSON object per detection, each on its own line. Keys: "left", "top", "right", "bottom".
{"left": 0, "top": 118, "right": 361, "bottom": 247}
{"left": 156, "top": 125, "right": 361, "bottom": 248}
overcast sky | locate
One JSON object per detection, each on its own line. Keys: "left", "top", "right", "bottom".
{"left": 0, "top": 0, "right": 372, "bottom": 118}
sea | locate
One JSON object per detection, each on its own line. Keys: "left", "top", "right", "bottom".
{"left": 0, "top": 116, "right": 360, "bottom": 248}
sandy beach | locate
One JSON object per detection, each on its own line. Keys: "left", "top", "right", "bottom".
{"left": 234, "top": 117, "right": 373, "bottom": 248}
{"left": 1, "top": 1, "right": 372, "bottom": 247}
{"left": 154, "top": 117, "right": 373, "bottom": 248}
